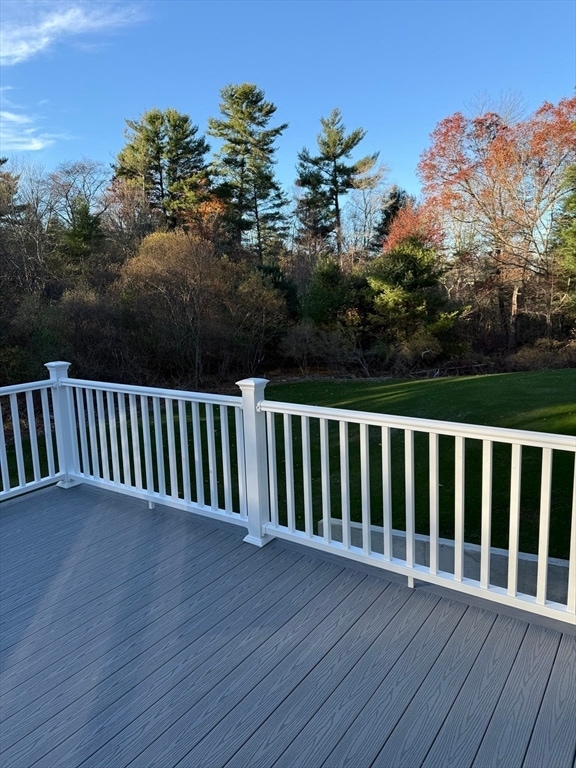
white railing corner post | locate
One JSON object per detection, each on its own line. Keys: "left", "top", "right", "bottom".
{"left": 236, "top": 377, "right": 273, "bottom": 547}
{"left": 45, "top": 361, "right": 81, "bottom": 488}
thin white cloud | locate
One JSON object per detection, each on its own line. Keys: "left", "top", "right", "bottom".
{"left": 1, "top": 110, "right": 33, "bottom": 125}
{"left": 0, "top": 1, "right": 143, "bottom": 66}
{"left": 0, "top": 110, "right": 63, "bottom": 151}
{"left": 0, "top": 93, "right": 67, "bottom": 152}
{"left": 0, "top": 2, "right": 143, "bottom": 152}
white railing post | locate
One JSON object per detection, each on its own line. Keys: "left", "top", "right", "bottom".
{"left": 45, "top": 361, "right": 81, "bottom": 488}
{"left": 236, "top": 377, "right": 273, "bottom": 547}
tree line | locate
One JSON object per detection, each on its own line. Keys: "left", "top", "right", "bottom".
{"left": 1, "top": 85, "right": 574, "bottom": 387}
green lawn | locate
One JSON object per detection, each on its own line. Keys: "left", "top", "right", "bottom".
{"left": 264, "top": 370, "right": 576, "bottom": 559}
{"left": 265, "top": 370, "right": 576, "bottom": 435}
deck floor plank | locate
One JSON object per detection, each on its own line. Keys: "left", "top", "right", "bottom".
{"left": 313, "top": 598, "right": 472, "bottom": 768}
{"left": 0, "top": 529, "right": 240, "bottom": 678}
{"left": 0, "top": 519, "right": 226, "bottom": 630}
{"left": 78, "top": 567, "right": 368, "bottom": 768}
{"left": 274, "top": 610, "right": 496, "bottom": 768}
{"left": 0, "top": 487, "right": 152, "bottom": 567}
{"left": 0, "top": 526, "right": 245, "bottom": 657}
{"left": 420, "top": 614, "right": 531, "bottom": 768}
{"left": 5, "top": 559, "right": 344, "bottom": 767}
{"left": 521, "top": 632, "right": 576, "bottom": 768}
{"left": 32, "top": 561, "right": 347, "bottom": 768}
{"left": 0, "top": 510, "right": 217, "bottom": 603}
{"left": 175, "top": 582, "right": 421, "bottom": 768}
{"left": 0, "top": 535, "right": 273, "bottom": 713}
{"left": 1, "top": 515, "right": 241, "bottom": 644}
{"left": 1, "top": 484, "right": 574, "bottom": 768}
{"left": 226, "top": 587, "right": 440, "bottom": 768}
{"left": 0, "top": 544, "right": 304, "bottom": 757}
{"left": 471, "top": 624, "right": 562, "bottom": 768}
{"left": 0, "top": 494, "right": 229, "bottom": 604}
{"left": 327, "top": 606, "right": 495, "bottom": 768}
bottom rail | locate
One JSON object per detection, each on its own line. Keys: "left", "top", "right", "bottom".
{"left": 264, "top": 522, "right": 574, "bottom": 626}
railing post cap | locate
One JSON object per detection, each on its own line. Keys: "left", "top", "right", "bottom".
{"left": 45, "top": 361, "right": 71, "bottom": 378}
{"left": 236, "top": 378, "right": 269, "bottom": 390}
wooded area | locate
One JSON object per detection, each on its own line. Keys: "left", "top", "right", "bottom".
{"left": 1, "top": 87, "right": 574, "bottom": 388}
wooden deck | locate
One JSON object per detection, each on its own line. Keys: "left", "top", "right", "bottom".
{"left": 1, "top": 486, "right": 575, "bottom": 768}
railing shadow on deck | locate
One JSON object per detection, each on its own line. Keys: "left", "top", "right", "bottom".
{"left": 1, "top": 362, "right": 574, "bottom": 625}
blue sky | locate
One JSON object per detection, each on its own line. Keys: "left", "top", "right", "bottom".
{"left": 1, "top": 0, "right": 574, "bottom": 197}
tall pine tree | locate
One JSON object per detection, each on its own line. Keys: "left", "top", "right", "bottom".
{"left": 208, "top": 83, "right": 288, "bottom": 262}
{"left": 296, "top": 108, "right": 378, "bottom": 260}
{"left": 115, "top": 108, "right": 209, "bottom": 228}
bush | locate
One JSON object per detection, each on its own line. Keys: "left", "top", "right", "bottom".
{"left": 505, "top": 339, "right": 576, "bottom": 371}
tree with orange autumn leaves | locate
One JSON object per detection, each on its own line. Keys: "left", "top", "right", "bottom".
{"left": 382, "top": 199, "right": 444, "bottom": 253}
{"left": 417, "top": 97, "right": 576, "bottom": 346}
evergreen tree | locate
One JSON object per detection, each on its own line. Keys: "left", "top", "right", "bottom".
{"left": 302, "top": 257, "right": 349, "bottom": 326}
{"left": 115, "top": 108, "right": 209, "bottom": 228}
{"left": 551, "top": 164, "right": 576, "bottom": 325}
{"left": 0, "top": 158, "right": 21, "bottom": 222}
{"left": 367, "top": 236, "right": 456, "bottom": 360}
{"left": 61, "top": 197, "right": 104, "bottom": 263}
{"left": 208, "top": 83, "right": 288, "bottom": 262}
{"left": 294, "top": 177, "right": 333, "bottom": 252}
{"left": 296, "top": 108, "right": 378, "bottom": 259}
{"left": 370, "top": 185, "right": 413, "bottom": 251}
{"left": 554, "top": 165, "right": 576, "bottom": 271}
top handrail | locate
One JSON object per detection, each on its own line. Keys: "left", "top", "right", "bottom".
{"left": 260, "top": 399, "right": 576, "bottom": 452}
{"left": 0, "top": 377, "right": 242, "bottom": 407}
{"left": 62, "top": 377, "right": 242, "bottom": 406}
{"left": 3, "top": 376, "right": 574, "bottom": 451}
{"left": 0, "top": 380, "right": 53, "bottom": 396}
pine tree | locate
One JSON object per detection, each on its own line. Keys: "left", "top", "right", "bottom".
{"left": 208, "top": 83, "right": 288, "bottom": 262}
{"left": 115, "top": 108, "right": 209, "bottom": 228}
{"left": 296, "top": 108, "right": 378, "bottom": 260}
{"left": 554, "top": 165, "right": 576, "bottom": 271}
{"left": 370, "top": 186, "right": 413, "bottom": 251}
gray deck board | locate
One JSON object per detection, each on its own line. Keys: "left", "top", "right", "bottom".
{"left": 1, "top": 545, "right": 306, "bottom": 756}
{"left": 316, "top": 598, "right": 472, "bottom": 768}
{"left": 522, "top": 633, "right": 576, "bottom": 768}
{"left": 270, "top": 603, "right": 495, "bottom": 768}
{"left": 224, "top": 583, "right": 423, "bottom": 768}
{"left": 0, "top": 536, "right": 271, "bottom": 716}
{"left": 0, "top": 524, "right": 241, "bottom": 652}
{"left": 0, "top": 529, "right": 240, "bottom": 673}
{"left": 1, "top": 485, "right": 575, "bottom": 768}
{"left": 369, "top": 607, "right": 497, "bottom": 768}
{"left": 153, "top": 580, "right": 412, "bottom": 768}
{"left": 0, "top": 500, "right": 221, "bottom": 606}
{"left": 0, "top": 522, "right": 227, "bottom": 633}
{"left": 420, "top": 614, "right": 530, "bottom": 768}
{"left": 471, "top": 624, "right": 561, "bottom": 768}
{"left": 0, "top": 514, "right": 211, "bottom": 603}
{"left": 78, "top": 567, "right": 367, "bottom": 768}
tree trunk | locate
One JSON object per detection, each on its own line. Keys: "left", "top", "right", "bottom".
{"left": 508, "top": 284, "right": 520, "bottom": 350}
{"left": 252, "top": 185, "right": 263, "bottom": 265}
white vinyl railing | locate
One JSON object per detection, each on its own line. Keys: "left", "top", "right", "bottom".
{"left": 0, "top": 379, "right": 62, "bottom": 499}
{"left": 63, "top": 378, "right": 247, "bottom": 523}
{"left": 1, "top": 365, "right": 574, "bottom": 624}
{"left": 62, "top": 364, "right": 247, "bottom": 526}
{"left": 259, "top": 397, "right": 576, "bottom": 624}
{"left": 0, "top": 362, "right": 247, "bottom": 527}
